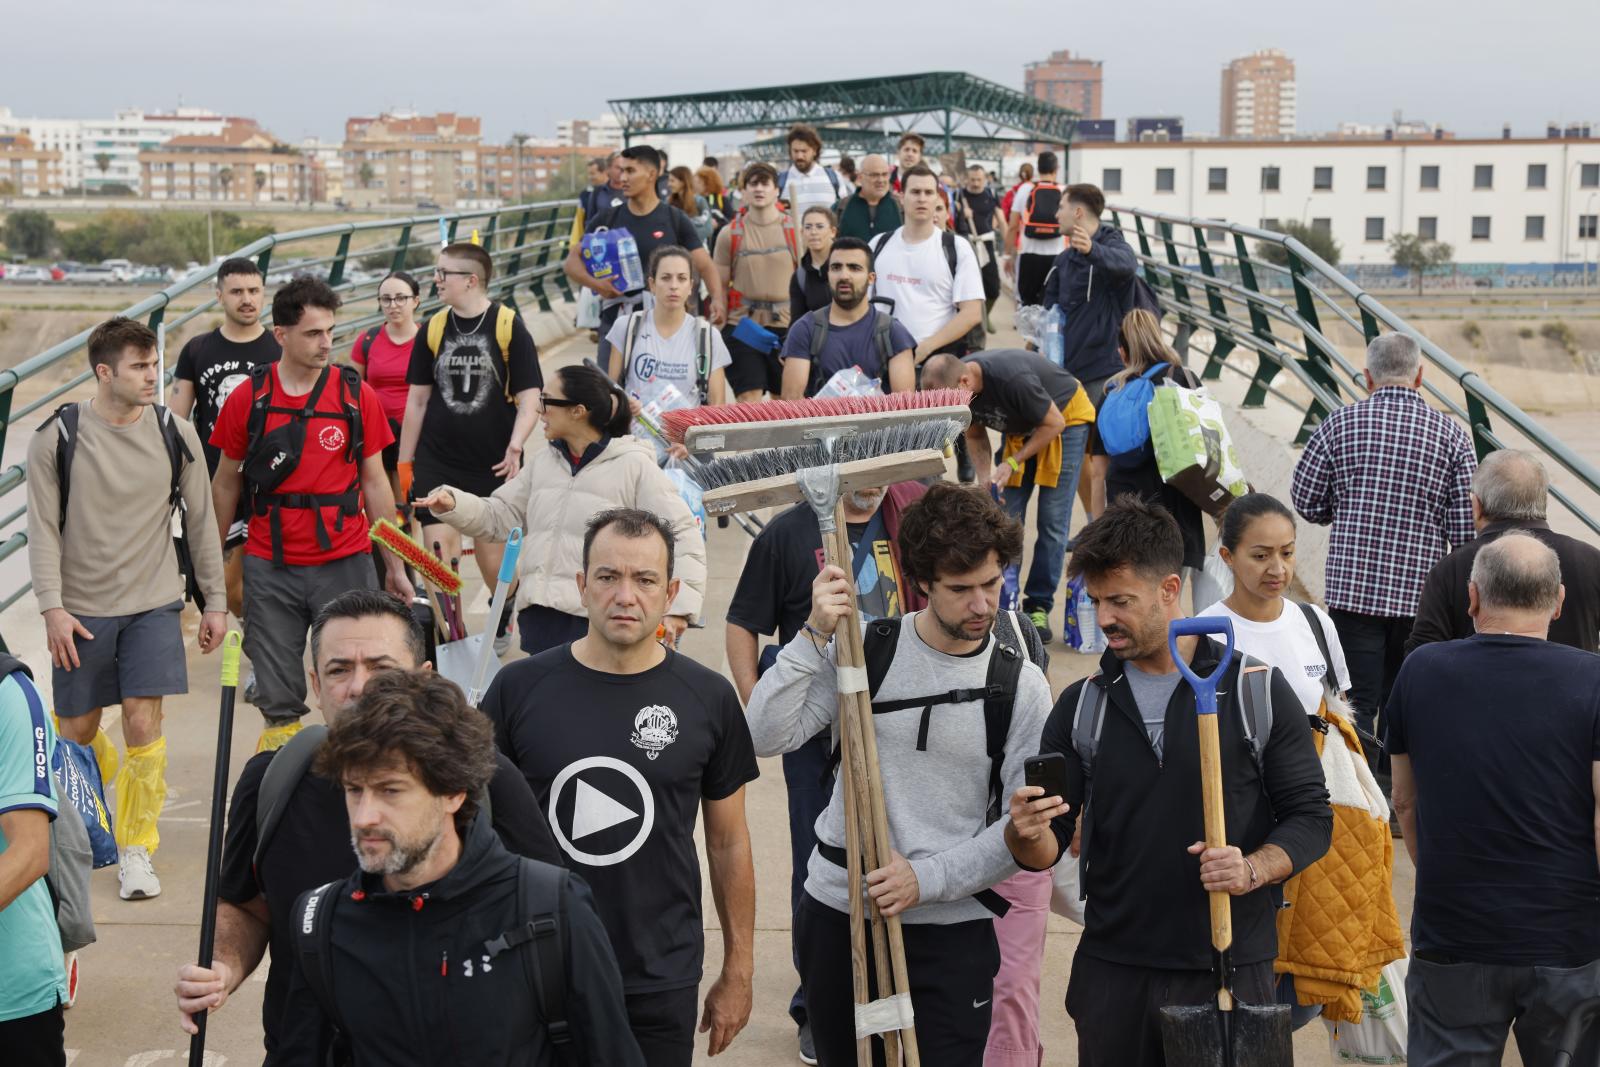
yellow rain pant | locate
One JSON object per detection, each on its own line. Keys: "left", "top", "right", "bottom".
{"left": 91, "top": 727, "right": 119, "bottom": 785}
{"left": 113, "top": 736, "right": 167, "bottom": 854}
{"left": 256, "top": 720, "right": 304, "bottom": 754}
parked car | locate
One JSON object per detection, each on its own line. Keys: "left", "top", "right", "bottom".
{"left": 2, "top": 265, "right": 53, "bottom": 283}
{"left": 126, "top": 267, "right": 166, "bottom": 285}
{"left": 65, "top": 267, "right": 118, "bottom": 285}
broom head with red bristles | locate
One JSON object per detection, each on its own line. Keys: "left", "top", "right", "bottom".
{"left": 370, "top": 519, "right": 462, "bottom": 594}
{"left": 662, "top": 389, "right": 971, "bottom": 452}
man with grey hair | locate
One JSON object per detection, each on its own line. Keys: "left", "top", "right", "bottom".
{"left": 1291, "top": 331, "right": 1477, "bottom": 770}
{"left": 1387, "top": 532, "right": 1600, "bottom": 1066}
{"left": 1408, "top": 449, "right": 1600, "bottom": 653}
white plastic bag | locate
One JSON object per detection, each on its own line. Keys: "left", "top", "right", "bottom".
{"left": 575, "top": 286, "right": 601, "bottom": 329}
{"left": 1014, "top": 303, "right": 1047, "bottom": 348}
{"left": 815, "top": 365, "right": 883, "bottom": 399}
{"left": 1326, "top": 957, "right": 1408, "bottom": 1064}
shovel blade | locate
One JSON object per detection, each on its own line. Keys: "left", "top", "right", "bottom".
{"left": 1159, "top": 1003, "right": 1293, "bottom": 1067}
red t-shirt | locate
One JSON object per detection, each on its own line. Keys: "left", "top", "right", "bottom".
{"left": 350, "top": 327, "right": 414, "bottom": 423}
{"left": 211, "top": 364, "right": 393, "bottom": 565}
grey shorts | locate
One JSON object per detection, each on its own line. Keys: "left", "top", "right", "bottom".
{"left": 52, "top": 600, "right": 187, "bottom": 717}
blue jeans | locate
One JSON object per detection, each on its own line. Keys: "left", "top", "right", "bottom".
{"left": 1002, "top": 422, "right": 1089, "bottom": 618}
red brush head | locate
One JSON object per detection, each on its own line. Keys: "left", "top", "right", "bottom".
{"left": 661, "top": 389, "right": 972, "bottom": 443}
{"left": 370, "top": 519, "right": 462, "bottom": 594}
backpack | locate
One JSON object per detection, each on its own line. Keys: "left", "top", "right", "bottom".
{"left": 777, "top": 165, "right": 841, "bottom": 200}
{"left": 296, "top": 857, "right": 572, "bottom": 1066}
{"left": 725, "top": 209, "right": 799, "bottom": 311}
{"left": 1066, "top": 650, "right": 1274, "bottom": 899}
{"left": 40, "top": 402, "right": 205, "bottom": 612}
{"left": 0, "top": 654, "right": 97, "bottom": 953}
{"left": 242, "top": 362, "right": 365, "bottom": 567}
{"left": 1095, "top": 364, "right": 1166, "bottom": 457}
{"left": 423, "top": 305, "right": 519, "bottom": 404}
{"left": 1022, "top": 182, "right": 1064, "bottom": 240}
{"left": 1120, "top": 273, "right": 1165, "bottom": 320}
{"left": 804, "top": 306, "right": 897, "bottom": 392}
{"left": 870, "top": 230, "right": 987, "bottom": 352}
{"left": 619, "top": 309, "right": 716, "bottom": 406}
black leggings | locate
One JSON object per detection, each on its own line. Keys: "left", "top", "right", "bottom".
{"left": 0, "top": 1003, "right": 64, "bottom": 1067}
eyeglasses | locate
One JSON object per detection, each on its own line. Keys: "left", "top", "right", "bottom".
{"left": 377, "top": 294, "right": 415, "bottom": 306}
{"left": 538, "top": 396, "right": 579, "bottom": 411}
{"left": 433, "top": 268, "right": 475, "bottom": 281}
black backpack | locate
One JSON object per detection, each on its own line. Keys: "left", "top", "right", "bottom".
{"left": 39, "top": 402, "right": 205, "bottom": 611}
{"left": 295, "top": 858, "right": 573, "bottom": 1066}
{"left": 1022, "top": 183, "right": 1064, "bottom": 240}
{"left": 242, "top": 362, "right": 365, "bottom": 566}
{"left": 1119, "top": 272, "right": 1165, "bottom": 320}
{"left": 804, "top": 306, "right": 897, "bottom": 394}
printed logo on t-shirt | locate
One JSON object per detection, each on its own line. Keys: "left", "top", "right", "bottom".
{"left": 1306, "top": 663, "right": 1327, "bottom": 679}
{"left": 630, "top": 345, "right": 694, "bottom": 388}
{"left": 629, "top": 705, "right": 679, "bottom": 759}
{"left": 215, "top": 371, "right": 250, "bottom": 413}
{"left": 317, "top": 425, "right": 346, "bottom": 452}
{"left": 548, "top": 755, "right": 657, "bottom": 867}
{"left": 435, "top": 332, "right": 499, "bottom": 415}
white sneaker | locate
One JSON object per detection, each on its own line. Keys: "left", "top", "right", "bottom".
{"left": 118, "top": 846, "right": 161, "bottom": 900}
{"left": 493, "top": 631, "right": 512, "bottom": 657}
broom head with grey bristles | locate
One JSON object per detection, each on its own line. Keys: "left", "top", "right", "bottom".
{"left": 663, "top": 389, "right": 972, "bottom": 453}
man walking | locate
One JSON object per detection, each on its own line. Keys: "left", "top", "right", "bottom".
{"left": 779, "top": 236, "right": 916, "bottom": 400}
{"left": 778, "top": 124, "right": 847, "bottom": 222}
{"left": 1407, "top": 448, "right": 1600, "bottom": 653}
{"left": 271, "top": 670, "right": 642, "bottom": 1066}
{"left": 870, "top": 165, "right": 984, "bottom": 364}
{"left": 835, "top": 155, "right": 900, "bottom": 242}
{"left": 211, "top": 277, "right": 411, "bottom": 750}
{"left": 1008, "top": 499, "right": 1331, "bottom": 1066}
{"left": 748, "top": 483, "right": 1053, "bottom": 1066}
{"left": 483, "top": 509, "right": 758, "bottom": 1066}
{"left": 1389, "top": 533, "right": 1600, "bottom": 1065}
{"left": 921, "top": 350, "right": 1097, "bottom": 642}
{"left": 953, "top": 164, "right": 1007, "bottom": 314}
{"left": 174, "top": 590, "right": 559, "bottom": 1061}
{"left": 1291, "top": 332, "right": 1476, "bottom": 763}
{"left": 714, "top": 162, "right": 800, "bottom": 402}
{"left": 27, "top": 316, "right": 228, "bottom": 900}
{"left": 1006, "top": 152, "right": 1065, "bottom": 307}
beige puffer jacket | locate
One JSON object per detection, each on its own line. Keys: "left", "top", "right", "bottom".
{"left": 439, "top": 435, "right": 706, "bottom": 622}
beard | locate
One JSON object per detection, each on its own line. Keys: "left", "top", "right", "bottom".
{"left": 351, "top": 824, "right": 441, "bottom": 876}
{"left": 846, "top": 489, "right": 883, "bottom": 512}
{"left": 831, "top": 284, "right": 867, "bottom": 311}
{"left": 931, "top": 604, "right": 994, "bottom": 643}
{"left": 1101, "top": 617, "right": 1160, "bottom": 661}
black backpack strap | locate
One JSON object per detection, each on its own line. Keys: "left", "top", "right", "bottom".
{"left": 255, "top": 725, "right": 329, "bottom": 876}
{"left": 1235, "top": 654, "right": 1274, "bottom": 780}
{"left": 44, "top": 402, "right": 79, "bottom": 532}
{"left": 981, "top": 637, "right": 1023, "bottom": 823}
{"left": 485, "top": 860, "right": 570, "bottom": 1060}
{"left": 336, "top": 364, "right": 364, "bottom": 466}
{"left": 694, "top": 317, "right": 713, "bottom": 405}
{"left": 1298, "top": 602, "right": 1336, "bottom": 693}
{"left": 807, "top": 306, "right": 831, "bottom": 359}
{"left": 941, "top": 230, "right": 958, "bottom": 278}
{"left": 620, "top": 309, "right": 646, "bottom": 386}
{"left": 157, "top": 406, "right": 205, "bottom": 611}
{"left": 294, "top": 880, "right": 348, "bottom": 1039}
{"left": 871, "top": 310, "right": 895, "bottom": 377}
{"left": 1069, "top": 675, "right": 1108, "bottom": 899}
{"left": 823, "top": 619, "right": 900, "bottom": 787}
{"left": 360, "top": 325, "right": 382, "bottom": 362}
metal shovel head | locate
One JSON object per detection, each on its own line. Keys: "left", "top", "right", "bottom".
{"left": 436, "top": 635, "right": 500, "bottom": 695}
{"left": 1159, "top": 1002, "right": 1293, "bottom": 1067}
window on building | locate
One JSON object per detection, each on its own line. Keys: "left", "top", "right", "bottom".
{"left": 1365, "top": 217, "right": 1385, "bottom": 241}
{"left": 1208, "top": 167, "right": 1227, "bottom": 192}
{"left": 1583, "top": 163, "right": 1600, "bottom": 188}
{"left": 1527, "top": 163, "right": 1547, "bottom": 189}
{"left": 1260, "top": 166, "right": 1280, "bottom": 191}
{"left": 1311, "top": 217, "right": 1332, "bottom": 235}
{"left": 1367, "top": 166, "right": 1386, "bottom": 190}
{"left": 1580, "top": 215, "right": 1599, "bottom": 240}
{"left": 1313, "top": 166, "right": 1333, "bottom": 191}
{"left": 1474, "top": 164, "right": 1493, "bottom": 189}
{"left": 1471, "top": 216, "right": 1492, "bottom": 240}
{"left": 1207, "top": 226, "right": 1228, "bottom": 244}
{"left": 1418, "top": 216, "right": 1438, "bottom": 240}
{"left": 1156, "top": 168, "right": 1175, "bottom": 193}
{"left": 1420, "top": 165, "right": 1440, "bottom": 190}
{"left": 1260, "top": 218, "right": 1281, "bottom": 231}
{"left": 1525, "top": 215, "right": 1545, "bottom": 240}
{"left": 1102, "top": 168, "right": 1122, "bottom": 193}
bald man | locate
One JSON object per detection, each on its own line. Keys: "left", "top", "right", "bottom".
{"left": 836, "top": 154, "right": 901, "bottom": 242}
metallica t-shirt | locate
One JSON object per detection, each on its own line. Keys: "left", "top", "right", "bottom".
{"left": 482, "top": 645, "right": 759, "bottom": 993}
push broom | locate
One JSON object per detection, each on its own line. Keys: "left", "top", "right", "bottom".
{"left": 371, "top": 518, "right": 462, "bottom": 647}
{"left": 189, "top": 630, "right": 243, "bottom": 1065}
{"left": 681, "top": 393, "right": 971, "bottom": 1067}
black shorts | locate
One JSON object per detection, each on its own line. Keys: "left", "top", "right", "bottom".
{"left": 723, "top": 324, "right": 785, "bottom": 397}
{"left": 1018, "top": 253, "right": 1055, "bottom": 306}
{"left": 624, "top": 986, "right": 697, "bottom": 1067}
{"left": 412, "top": 461, "right": 502, "bottom": 526}
{"left": 381, "top": 417, "right": 401, "bottom": 471}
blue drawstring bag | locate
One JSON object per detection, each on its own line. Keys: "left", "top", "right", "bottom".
{"left": 1096, "top": 364, "right": 1166, "bottom": 457}
{"left": 730, "top": 316, "right": 781, "bottom": 355}
{"left": 1063, "top": 573, "right": 1106, "bottom": 655}
{"left": 52, "top": 737, "right": 119, "bottom": 868}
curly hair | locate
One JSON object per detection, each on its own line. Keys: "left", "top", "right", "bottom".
{"left": 1067, "top": 495, "right": 1184, "bottom": 584}
{"left": 314, "top": 670, "right": 497, "bottom": 832}
{"left": 897, "top": 482, "right": 1023, "bottom": 587}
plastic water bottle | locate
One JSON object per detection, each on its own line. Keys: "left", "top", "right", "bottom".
{"left": 618, "top": 231, "right": 645, "bottom": 293}
{"left": 1043, "top": 305, "right": 1066, "bottom": 368}
{"left": 1073, "top": 579, "right": 1106, "bottom": 654}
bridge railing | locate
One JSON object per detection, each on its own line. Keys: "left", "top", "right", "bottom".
{"left": 0, "top": 199, "right": 581, "bottom": 616}
{"left": 1106, "top": 205, "right": 1600, "bottom": 539}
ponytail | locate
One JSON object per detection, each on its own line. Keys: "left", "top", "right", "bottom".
{"left": 557, "top": 363, "right": 632, "bottom": 438}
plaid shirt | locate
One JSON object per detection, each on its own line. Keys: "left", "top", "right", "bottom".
{"left": 1291, "top": 387, "right": 1477, "bottom": 617}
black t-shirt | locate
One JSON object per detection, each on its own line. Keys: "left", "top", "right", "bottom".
{"left": 585, "top": 200, "right": 704, "bottom": 296}
{"left": 968, "top": 349, "right": 1080, "bottom": 435}
{"left": 217, "top": 748, "right": 561, "bottom": 1056}
{"left": 173, "top": 328, "right": 281, "bottom": 474}
{"left": 726, "top": 502, "right": 904, "bottom": 647}
{"left": 954, "top": 188, "right": 1000, "bottom": 237}
{"left": 1386, "top": 635, "right": 1600, "bottom": 965}
{"left": 406, "top": 301, "right": 542, "bottom": 476}
{"left": 482, "top": 645, "right": 759, "bottom": 993}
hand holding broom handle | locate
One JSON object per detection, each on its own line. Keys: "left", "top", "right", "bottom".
{"left": 190, "top": 630, "right": 244, "bottom": 1062}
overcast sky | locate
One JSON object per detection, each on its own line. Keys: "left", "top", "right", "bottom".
{"left": 5, "top": 0, "right": 1593, "bottom": 145}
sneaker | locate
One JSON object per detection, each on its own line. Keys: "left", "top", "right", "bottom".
{"left": 493, "top": 631, "right": 512, "bottom": 657}
{"left": 798, "top": 1021, "right": 818, "bottom": 1065}
{"left": 118, "top": 846, "right": 161, "bottom": 900}
{"left": 63, "top": 952, "right": 79, "bottom": 1008}
{"left": 256, "top": 721, "right": 303, "bottom": 754}
{"left": 1027, "top": 608, "right": 1053, "bottom": 644}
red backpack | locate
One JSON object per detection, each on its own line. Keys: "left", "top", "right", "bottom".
{"left": 725, "top": 208, "right": 799, "bottom": 311}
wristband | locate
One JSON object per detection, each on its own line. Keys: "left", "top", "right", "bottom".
{"left": 1006, "top": 456, "right": 1022, "bottom": 473}
{"left": 1244, "top": 855, "right": 1260, "bottom": 889}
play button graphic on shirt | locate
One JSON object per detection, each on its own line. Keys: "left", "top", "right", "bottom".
{"left": 547, "top": 755, "right": 656, "bottom": 867}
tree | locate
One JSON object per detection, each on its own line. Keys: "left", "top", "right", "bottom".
{"left": 1255, "top": 220, "right": 1342, "bottom": 273}
{"left": 253, "top": 169, "right": 267, "bottom": 200}
{"left": 511, "top": 132, "right": 530, "bottom": 202}
{"left": 2, "top": 209, "right": 56, "bottom": 258}
{"left": 217, "top": 167, "right": 233, "bottom": 199}
{"left": 358, "top": 162, "right": 375, "bottom": 190}
{"left": 1388, "top": 232, "right": 1454, "bottom": 295}
{"left": 93, "top": 152, "right": 112, "bottom": 178}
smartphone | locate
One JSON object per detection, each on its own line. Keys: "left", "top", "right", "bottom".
{"left": 1024, "top": 752, "right": 1070, "bottom": 802}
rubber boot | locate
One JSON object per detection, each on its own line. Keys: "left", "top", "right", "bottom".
{"left": 113, "top": 736, "right": 167, "bottom": 855}
{"left": 256, "top": 720, "right": 303, "bottom": 754}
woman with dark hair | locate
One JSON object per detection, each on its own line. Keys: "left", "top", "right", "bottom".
{"left": 350, "top": 271, "right": 420, "bottom": 500}
{"left": 669, "top": 165, "right": 713, "bottom": 245}
{"left": 416, "top": 363, "right": 707, "bottom": 655}
{"left": 790, "top": 205, "right": 836, "bottom": 322}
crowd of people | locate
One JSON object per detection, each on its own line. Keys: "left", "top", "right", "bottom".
{"left": 1, "top": 125, "right": 1597, "bottom": 1067}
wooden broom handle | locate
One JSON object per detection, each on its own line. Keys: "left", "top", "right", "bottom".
{"left": 1197, "top": 710, "right": 1235, "bottom": 1012}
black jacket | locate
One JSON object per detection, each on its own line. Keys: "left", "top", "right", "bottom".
{"left": 789, "top": 250, "right": 830, "bottom": 324}
{"left": 1407, "top": 519, "right": 1600, "bottom": 655}
{"left": 1043, "top": 222, "right": 1139, "bottom": 383}
{"left": 1031, "top": 638, "right": 1331, "bottom": 970}
{"left": 279, "top": 811, "right": 644, "bottom": 1067}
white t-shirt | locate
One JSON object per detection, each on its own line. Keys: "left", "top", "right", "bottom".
{"left": 870, "top": 228, "right": 985, "bottom": 345}
{"left": 606, "top": 310, "right": 731, "bottom": 409}
{"left": 1010, "top": 181, "right": 1066, "bottom": 257}
{"left": 782, "top": 164, "right": 848, "bottom": 222}
{"left": 1196, "top": 599, "right": 1352, "bottom": 716}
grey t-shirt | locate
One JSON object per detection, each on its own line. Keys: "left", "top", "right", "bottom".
{"left": 1123, "top": 661, "right": 1183, "bottom": 759}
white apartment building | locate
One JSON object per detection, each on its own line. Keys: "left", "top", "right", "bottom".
{"left": 556, "top": 112, "right": 624, "bottom": 149}
{"left": 0, "top": 106, "right": 229, "bottom": 192}
{"left": 1070, "top": 137, "right": 1600, "bottom": 266}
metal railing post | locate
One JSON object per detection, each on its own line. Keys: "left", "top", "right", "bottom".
{"left": 1190, "top": 228, "right": 1236, "bottom": 381}
{"left": 1285, "top": 250, "right": 1343, "bottom": 444}
{"left": 1233, "top": 234, "right": 1281, "bottom": 409}
{"left": 327, "top": 233, "right": 352, "bottom": 287}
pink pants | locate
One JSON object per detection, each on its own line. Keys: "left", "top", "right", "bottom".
{"left": 984, "top": 868, "right": 1052, "bottom": 1067}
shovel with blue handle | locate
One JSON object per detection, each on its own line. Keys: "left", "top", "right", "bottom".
{"left": 1159, "top": 616, "right": 1292, "bottom": 1067}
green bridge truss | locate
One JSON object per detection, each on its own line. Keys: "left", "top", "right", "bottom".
{"left": 740, "top": 128, "right": 1018, "bottom": 163}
